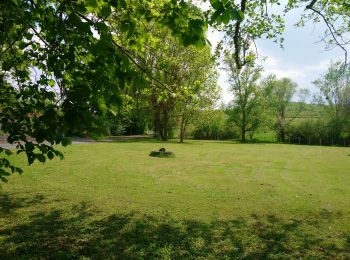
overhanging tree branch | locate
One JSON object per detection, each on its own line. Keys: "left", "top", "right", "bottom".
{"left": 76, "top": 12, "right": 183, "bottom": 99}
{"left": 306, "top": 0, "right": 348, "bottom": 67}
{"left": 233, "top": 0, "right": 247, "bottom": 70}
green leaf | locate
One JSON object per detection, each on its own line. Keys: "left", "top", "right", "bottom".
{"left": 0, "top": 176, "right": 8, "bottom": 183}
{"left": 219, "top": 9, "right": 231, "bottom": 24}
{"left": 49, "top": 79, "right": 56, "bottom": 87}
{"left": 4, "top": 149, "right": 13, "bottom": 156}
{"left": 54, "top": 150, "right": 64, "bottom": 160}
{"left": 85, "top": 0, "right": 98, "bottom": 9}
{"left": 27, "top": 154, "right": 35, "bottom": 165}
{"left": 0, "top": 169, "right": 10, "bottom": 177}
{"left": 2, "top": 61, "right": 13, "bottom": 71}
{"left": 61, "top": 138, "right": 71, "bottom": 147}
{"left": 210, "top": 0, "right": 223, "bottom": 10}
{"left": 47, "top": 151, "right": 54, "bottom": 160}
{"left": 25, "top": 142, "right": 35, "bottom": 152}
{"left": 99, "top": 5, "right": 111, "bottom": 18}
{"left": 36, "top": 154, "right": 46, "bottom": 163}
{"left": 232, "top": 9, "right": 244, "bottom": 22}
{"left": 77, "top": 22, "right": 92, "bottom": 34}
{"left": 15, "top": 167, "right": 23, "bottom": 174}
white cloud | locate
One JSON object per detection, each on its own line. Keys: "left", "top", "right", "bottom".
{"left": 264, "top": 56, "right": 279, "bottom": 67}
{"left": 261, "top": 54, "right": 331, "bottom": 82}
{"left": 263, "top": 68, "right": 306, "bottom": 79}
{"left": 217, "top": 70, "right": 233, "bottom": 104}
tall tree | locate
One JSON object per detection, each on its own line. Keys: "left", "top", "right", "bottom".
{"left": 226, "top": 59, "right": 264, "bottom": 142}
{"left": 263, "top": 76, "right": 299, "bottom": 142}
{"left": 313, "top": 61, "right": 350, "bottom": 140}
{"left": 136, "top": 24, "right": 218, "bottom": 141}
{"left": 177, "top": 70, "right": 219, "bottom": 143}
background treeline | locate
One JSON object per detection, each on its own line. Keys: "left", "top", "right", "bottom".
{"left": 98, "top": 58, "right": 350, "bottom": 146}
{"left": 1, "top": 0, "right": 349, "bottom": 147}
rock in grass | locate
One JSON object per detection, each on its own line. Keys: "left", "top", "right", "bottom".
{"left": 149, "top": 148, "right": 174, "bottom": 158}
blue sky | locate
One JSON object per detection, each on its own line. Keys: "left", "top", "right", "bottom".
{"left": 206, "top": 5, "right": 346, "bottom": 104}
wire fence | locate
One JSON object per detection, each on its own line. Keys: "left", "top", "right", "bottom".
{"left": 287, "top": 136, "right": 350, "bottom": 147}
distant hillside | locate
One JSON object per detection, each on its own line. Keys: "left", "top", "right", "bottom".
{"left": 286, "top": 102, "right": 328, "bottom": 120}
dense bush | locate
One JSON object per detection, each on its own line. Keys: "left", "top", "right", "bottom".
{"left": 109, "top": 116, "right": 128, "bottom": 136}
{"left": 109, "top": 115, "right": 147, "bottom": 136}
{"left": 192, "top": 110, "right": 240, "bottom": 140}
{"left": 286, "top": 119, "right": 350, "bottom": 146}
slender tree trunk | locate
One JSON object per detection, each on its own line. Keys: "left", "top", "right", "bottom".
{"left": 136, "top": 94, "right": 141, "bottom": 134}
{"left": 280, "top": 107, "right": 286, "bottom": 142}
{"left": 180, "top": 113, "right": 186, "bottom": 143}
{"left": 241, "top": 127, "right": 246, "bottom": 142}
{"left": 241, "top": 110, "right": 246, "bottom": 142}
{"left": 160, "top": 130, "right": 165, "bottom": 141}
{"left": 136, "top": 95, "right": 140, "bottom": 122}
{"left": 280, "top": 128, "right": 285, "bottom": 142}
{"left": 162, "top": 110, "right": 169, "bottom": 141}
{"left": 154, "top": 107, "right": 161, "bottom": 139}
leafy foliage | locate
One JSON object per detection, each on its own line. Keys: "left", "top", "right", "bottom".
{"left": 313, "top": 61, "right": 350, "bottom": 140}
{"left": 192, "top": 110, "right": 238, "bottom": 140}
{"left": 288, "top": 0, "right": 350, "bottom": 64}
{"left": 0, "top": 0, "right": 209, "bottom": 181}
{"left": 209, "top": 0, "right": 285, "bottom": 68}
{"left": 1, "top": 0, "right": 350, "bottom": 182}
{"left": 262, "top": 75, "right": 300, "bottom": 142}
{"left": 129, "top": 24, "right": 219, "bottom": 141}
{"left": 225, "top": 59, "right": 266, "bottom": 141}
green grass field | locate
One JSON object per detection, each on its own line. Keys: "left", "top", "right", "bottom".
{"left": 1, "top": 140, "right": 350, "bottom": 258}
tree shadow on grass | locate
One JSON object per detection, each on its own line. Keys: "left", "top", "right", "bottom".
{"left": 0, "top": 194, "right": 349, "bottom": 259}
{"left": 0, "top": 193, "right": 45, "bottom": 215}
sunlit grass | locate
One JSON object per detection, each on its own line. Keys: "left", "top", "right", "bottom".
{"left": 1, "top": 140, "right": 349, "bottom": 258}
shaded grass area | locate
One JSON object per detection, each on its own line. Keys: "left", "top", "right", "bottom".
{"left": 1, "top": 141, "right": 350, "bottom": 258}
{"left": 1, "top": 194, "right": 349, "bottom": 259}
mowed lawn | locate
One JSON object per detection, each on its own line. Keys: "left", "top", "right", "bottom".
{"left": 1, "top": 140, "right": 350, "bottom": 258}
